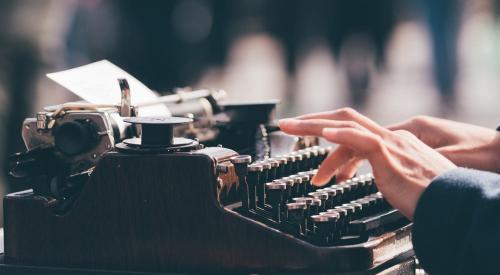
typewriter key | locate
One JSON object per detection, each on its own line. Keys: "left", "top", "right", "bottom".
{"left": 297, "top": 149, "right": 312, "bottom": 171}
{"left": 311, "top": 214, "right": 337, "bottom": 245}
{"left": 306, "top": 147, "right": 320, "bottom": 169}
{"left": 293, "top": 197, "right": 314, "bottom": 231}
{"left": 337, "top": 182, "right": 352, "bottom": 202}
{"left": 353, "top": 199, "right": 371, "bottom": 216}
{"left": 257, "top": 161, "right": 272, "bottom": 208}
{"left": 265, "top": 181, "right": 287, "bottom": 222}
{"left": 309, "top": 198, "right": 322, "bottom": 216}
{"left": 280, "top": 177, "right": 295, "bottom": 203}
{"left": 274, "top": 156, "right": 288, "bottom": 179}
{"left": 283, "top": 154, "right": 296, "bottom": 176}
{"left": 347, "top": 179, "right": 361, "bottom": 200}
{"left": 343, "top": 203, "right": 363, "bottom": 219}
{"left": 336, "top": 205, "right": 355, "bottom": 233}
{"left": 266, "top": 159, "right": 279, "bottom": 181}
{"left": 247, "top": 164, "right": 263, "bottom": 210}
{"left": 291, "top": 176, "right": 303, "bottom": 198}
{"left": 309, "top": 192, "right": 329, "bottom": 212}
{"left": 297, "top": 173, "right": 310, "bottom": 196}
{"left": 286, "top": 202, "right": 308, "bottom": 235}
{"left": 230, "top": 155, "right": 252, "bottom": 212}
{"left": 318, "top": 211, "right": 340, "bottom": 243}
{"left": 318, "top": 188, "right": 337, "bottom": 209}
{"left": 328, "top": 208, "right": 347, "bottom": 235}
{"left": 291, "top": 152, "right": 303, "bottom": 173}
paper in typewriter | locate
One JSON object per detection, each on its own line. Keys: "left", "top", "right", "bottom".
{"left": 47, "top": 60, "right": 171, "bottom": 116}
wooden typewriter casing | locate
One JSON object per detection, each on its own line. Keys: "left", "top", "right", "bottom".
{"left": 3, "top": 147, "right": 414, "bottom": 274}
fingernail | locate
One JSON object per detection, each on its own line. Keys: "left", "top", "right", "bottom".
{"left": 311, "top": 175, "right": 327, "bottom": 186}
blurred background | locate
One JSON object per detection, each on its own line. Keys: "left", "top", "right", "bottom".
{"left": 1, "top": 0, "right": 500, "bottom": 223}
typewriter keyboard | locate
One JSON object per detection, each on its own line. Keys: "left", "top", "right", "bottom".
{"left": 229, "top": 146, "right": 408, "bottom": 246}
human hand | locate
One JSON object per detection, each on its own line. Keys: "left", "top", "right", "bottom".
{"left": 279, "top": 108, "right": 456, "bottom": 220}
{"left": 388, "top": 116, "right": 500, "bottom": 173}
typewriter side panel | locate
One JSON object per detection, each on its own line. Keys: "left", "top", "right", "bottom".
{"left": 3, "top": 150, "right": 382, "bottom": 273}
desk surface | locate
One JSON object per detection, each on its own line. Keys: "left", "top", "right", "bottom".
{"left": 0, "top": 226, "right": 416, "bottom": 274}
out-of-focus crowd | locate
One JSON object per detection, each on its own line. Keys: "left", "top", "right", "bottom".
{"left": 1, "top": 0, "right": 500, "bottom": 223}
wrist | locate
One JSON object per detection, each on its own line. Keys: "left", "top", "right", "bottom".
{"left": 488, "top": 132, "right": 500, "bottom": 172}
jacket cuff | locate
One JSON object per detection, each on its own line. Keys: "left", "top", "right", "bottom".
{"left": 412, "top": 168, "right": 483, "bottom": 273}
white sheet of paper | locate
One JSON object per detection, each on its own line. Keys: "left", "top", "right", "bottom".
{"left": 47, "top": 60, "right": 170, "bottom": 116}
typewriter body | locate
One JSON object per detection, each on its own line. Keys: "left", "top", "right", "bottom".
{"left": 1, "top": 84, "right": 415, "bottom": 274}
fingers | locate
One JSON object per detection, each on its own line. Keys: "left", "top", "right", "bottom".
{"left": 312, "top": 126, "right": 383, "bottom": 185}
{"left": 312, "top": 146, "right": 353, "bottom": 186}
{"left": 386, "top": 120, "right": 421, "bottom": 140}
{"left": 335, "top": 158, "right": 363, "bottom": 182}
{"left": 386, "top": 116, "right": 439, "bottom": 148}
{"left": 294, "top": 107, "right": 389, "bottom": 136}
{"left": 322, "top": 127, "right": 383, "bottom": 155}
{"left": 279, "top": 118, "right": 365, "bottom": 137}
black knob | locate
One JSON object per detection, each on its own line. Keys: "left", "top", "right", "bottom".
{"left": 55, "top": 120, "right": 98, "bottom": 156}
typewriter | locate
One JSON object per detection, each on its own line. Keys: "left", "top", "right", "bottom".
{"left": 0, "top": 81, "right": 416, "bottom": 274}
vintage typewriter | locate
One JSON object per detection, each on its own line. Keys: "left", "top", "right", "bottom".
{"left": 0, "top": 81, "right": 416, "bottom": 274}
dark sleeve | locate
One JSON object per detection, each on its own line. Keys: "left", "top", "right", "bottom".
{"left": 413, "top": 168, "right": 500, "bottom": 274}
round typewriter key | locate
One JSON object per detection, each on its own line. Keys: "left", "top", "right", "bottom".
{"left": 293, "top": 197, "right": 313, "bottom": 205}
{"left": 248, "top": 163, "right": 263, "bottom": 172}
{"left": 287, "top": 202, "right": 307, "bottom": 210}
{"left": 309, "top": 198, "right": 322, "bottom": 215}
{"left": 297, "top": 173, "right": 310, "bottom": 196}
{"left": 275, "top": 156, "right": 288, "bottom": 164}
{"left": 311, "top": 215, "right": 338, "bottom": 243}
{"left": 267, "top": 159, "right": 279, "bottom": 167}
{"left": 290, "top": 152, "right": 302, "bottom": 174}
{"left": 356, "top": 175, "right": 368, "bottom": 196}
{"left": 266, "top": 181, "right": 287, "bottom": 222}
{"left": 286, "top": 202, "right": 308, "bottom": 235}
{"left": 355, "top": 198, "right": 373, "bottom": 216}
{"left": 329, "top": 208, "right": 348, "bottom": 235}
{"left": 298, "top": 149, "right": 311, "bottom": 170}
{"left": 281, "top": 177, "right": 295, "bottom": 196}
{"left": 256, "top": 161, "right": 271, "bottom": 207}
{"left": 292, "top": 152, "right": 303, "bottom": 161}
{"left": 310, "top": 215, "right": 333, "bottom": 244}
{"left": 274, "top": 156, "right": 288, "bottom": 178}
{"left": 328, "top": 186, "right": 344, "bottom": 206}
{"left": 336, "top": 205, "right": 355, "bottom": 233}
{"left": 374, "top": 192, "right": 389, "bottom": 209}
{"left": 291, "top": 176, "right": 303, "bottom": 197}
{"left": 247, "top": 163, "right": 263, "bottom": 210}
{"left": 336, "top": 183, "right": 351, "bottom": 202}
{"left": 230, "top": 155, "right": 252, "bottom": 164}
{"left": 346, "top": 179, "right": 360, "bottom": 198}
{"left": 308, "top": 192, "right": 328, "bottom": 212}
{"left": 343, "top": 203, "right": 363, "bottom": 219}
{"left": 283, "top": 154, "right": 296, "bottom": 176}
{"left": 306, "top": 147, "right": 320, "bottom": 169}
{"left": 321, "top": 188, "right": 338, "bottom": 209}
{"left": 366, "top": 173, "right": 377, "bottom": 192}
{"left": 258, "top": 161, "right": 272, "bottom": 180}
{"left": 266, "top": 159, "right": 279, "bottom": 181}
{"left": 307, "top": 169, "right": 319, "bottom": 192}
{"left": 366, "top": 197, "right": 378, "bottom": 213}
{"left": 294, "top": 197, "right": 314, "bottom": 231}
